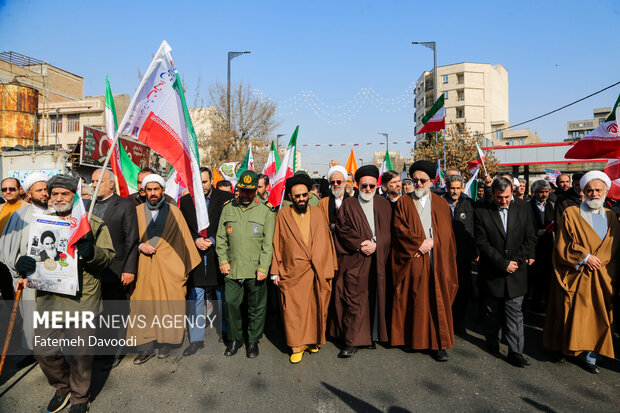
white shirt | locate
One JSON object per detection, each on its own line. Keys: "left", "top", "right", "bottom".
{"left": 417, "top": 194, "right": 429, "bottom": 209}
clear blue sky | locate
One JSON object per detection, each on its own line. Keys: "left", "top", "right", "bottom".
{"left": 1, "top": 0, "right": 619, "bottom": 173}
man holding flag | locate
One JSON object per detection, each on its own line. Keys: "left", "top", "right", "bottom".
{"left": 15, "top": 174, "right": 115, "bottom": 413}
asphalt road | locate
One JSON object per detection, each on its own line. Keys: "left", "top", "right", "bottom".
{"left": 0, "top": 311, "right": 618, "bottom": 413}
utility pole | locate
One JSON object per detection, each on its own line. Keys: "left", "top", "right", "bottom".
{"left": 227, "top": 51, "right": 251, "bottom": 132}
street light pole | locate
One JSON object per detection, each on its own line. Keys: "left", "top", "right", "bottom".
{"left": 412, "top": 41, "right": 444, "bottom": 169}
{"left": 227, "top": 51, "right": 251, "bottom": 131}
{"left": 276, "top": 134, "right": 285, "bottom": 150}
{"left": 379, "top": 133, "right": 388, "bottom": 154}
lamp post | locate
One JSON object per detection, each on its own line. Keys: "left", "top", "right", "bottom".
{"left": 378, "top": 133, "right": 388, "bottom": 154}
{"left": 276, "top": 134, "right": 285, "bottom": 150}
{"left": 227, "top": 51, "right": 251, "bottom": 131}
{"left": 412, "top": 41, "right": 444, "bottom": 169}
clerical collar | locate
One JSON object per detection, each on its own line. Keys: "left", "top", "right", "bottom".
{"left": 413, "top": 193, "right": 429, "bottom": 208}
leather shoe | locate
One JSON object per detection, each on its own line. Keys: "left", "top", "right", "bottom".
{"left": 579, "top": 358, "right": 600, "bottom": 374}
{"left": 224, "top": 340, "right": 243, "bottom": 356}
{"left": 431, "top": 349, "right": 449, "bottom": 362}
{"left": 338, "top": 345, "right": 358, "bottom": 358}
{"left": 487, "top": 341, "right": 500, "bottom": 355}
{"left": 157, "top": 344, "right": 171, "bottom": 359}
{"left": 507, "top": 352, "right": 531, "bottom": 367}
{"left": 183, "top": 341, "right": 204, "bottom": 356}
{"left": 246, "top": 341, "right": 259, "bottom": 358}
{"left": 133, "top": 352, "right": 154, "bottom": 365}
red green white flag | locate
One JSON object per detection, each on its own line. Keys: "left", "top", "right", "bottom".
{"left": 377, "top": 150, "right": 394, "bottom": 186}
{"left": 261, "top": 141, "right": 280, "bottom": 192}
{"left": 416, "top": 93, "right": 445, "bottom": 135}
{"left": 604, "top": 158, "right": 620, "bottom": 200}
{"left": 66, "top": 180, "right": 91, "bottom": 258}
{"left": 268, "top": 126, "right": 298, "bottom": 206}
{"left": 467, "top": 143, "right": 486, "bottom": 173}
{"left": 433, "top": 159, "right": 445, "bottom": 188}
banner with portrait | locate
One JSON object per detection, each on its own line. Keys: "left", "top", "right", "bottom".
{"left": 26, "top": 214, "right": 78, "bottom": 296}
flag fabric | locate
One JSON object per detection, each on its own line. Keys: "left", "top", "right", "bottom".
{"left": 66, "top": 180, "right": 91, "bottom": 258}
{"left": 345, "top": 149, "right": 358, "bottom": 178}
{"left": 117, "top": 40, "right": 208, "bottom": 234}
{"left": 212, "top": 167, "right": 224, "bottom": 187}
{"left": 467, "top": 143, "right": 486, "bottom": 173}
{"left": 433, "top": 159, "right": 445, "bottom": 188}
{"left": 604, "top": 159, "right": 620, "bottom": 200}
{"left": 236, "top": 143, "right": 255, "bottom": 180}
{"left": 105, "top": 77, "right": 133, "bottom": 197}
{"left": 464, "top": 167, "right": 479, "bottom": 201}
{"left": 262, "top": 141, "right": 280, "bottom": 193}
{"left": 219, "top": 162, "right": 238, "bottom": 186}
{"left": 377, "top": 150, "right": 394, "bottom": 186}
{"left": 565, "top": 94, "right": 620, "bottom": 159}
{"left": 267, "top": 126, "right": 298, "bottom": 206}
{"left": 416, "top": 93, "right": 446, "bottom": 135}
{"left": 165, "top": 169, "right": 186, "bottom": 206}
{"left": 544, "top": 168, "right": 561, "bottom": 185}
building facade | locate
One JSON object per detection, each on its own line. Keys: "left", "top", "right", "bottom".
{"left": 566, "top": 107, "right": 611, "bottom": 141}
{"left": 414, "top": 62, "right": 509, "bottom": 144}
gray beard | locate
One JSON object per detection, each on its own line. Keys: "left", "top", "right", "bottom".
{"left": 51, "top": 201, "right": 72, "bottom": 214}
{"left": 585, "top": 198, "right": 604, "bottom": 210}
{"left": 359, "top": 190, "right": 376, "bottom": 202}
{"left": 413, "top": 187, "right": 430, "bottom": 199}
{"left": 331, "top": 187, "right": 344, "bottom": 198}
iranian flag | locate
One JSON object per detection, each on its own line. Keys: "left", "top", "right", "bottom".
{"left": 268, "top": 126, "right": 298, "bottom": 206}
{"left": 416, "top": 93, "right": 445, "bottom": 135}
{"left": 464, "top": 167, "right": 480, "bottom": 201}
{"left": 236, "top": 143, "right": 255, "bottom": 180}
{"left": 165, "top": 169, "right": 186, "bottom": 206}
{"left": 105, "top": 77, "right": 141, "bottom": 196}
{"left": 565, "top": 94, "right": 620, "bottom": 159}
{"left": 66, "top": 180, "right": 91, "bottom": 258}
{"left": 433, "top": 159, "right": 445, "bottom": 188}
{"left": 345, "top": 149, "right": 358, "bottom": 178}
{"left": 604, "top": 159, "right": 620, "bottom": 200}
{"left": 377, "top": 150, "right": 394, "bottom": 186}
{"left": 118, "top": 40, "right": 208, "bottom": 233}
{"left": 262, "top": 141, "right": 281, "bottom": 189}
{"left": 467, "top": 143, "right": 486, "bottom": 174}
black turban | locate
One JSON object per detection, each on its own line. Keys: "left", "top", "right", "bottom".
{"left": 409, "top": 160, "right": 436, "bottom": 180}
{"left": 354, "top": 165, "right": 379, "bottom": 182}
{"left": 285, "top": 173, "right": 313, "bottom": 194}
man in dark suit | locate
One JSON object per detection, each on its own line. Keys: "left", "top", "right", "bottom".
{"left": 475, "top": 176, "right": 536, "bottom": 367}
{"left": 91, "top": 168, "right": 139, "bottom": 366}
{"left": 443, "top": 174, "right": 477, "bottom": 333}
{"left": 179, "top": 166, "right": 234, "bottom": 356}
{"left": 526, "top": 179, "right": 555, "bottom": 314}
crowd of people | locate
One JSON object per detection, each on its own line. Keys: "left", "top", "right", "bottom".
{"left": 0, "top": 161, "right": 617, "bottom": 413}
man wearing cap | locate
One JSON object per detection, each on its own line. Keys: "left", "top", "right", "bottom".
{"left": 14, "top": 173, "right": 114, "bottom": 413}
{"left": 216, "top": 170, "right": 275, "bottom": 358}
{"left": 543, "top": 171, "right": 618, "bottom": 374}
{"left": 271, "top": 174, "right": 337, "bottom": 364}
{"left": 0, "top": 172, "right": 49, "bottom": 354}
{"left": 391, "top": 160, "right": 458, "bottom": 362}
{"left": 329, "top": 165, "right": 392, "bottom": 358}
{"left": 318, "top": 164, "right": 350, "bottom": 232}
{"left": 128, "top": 173, "right": 201, "bottom": 364}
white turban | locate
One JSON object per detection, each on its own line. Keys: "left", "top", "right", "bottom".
{"left": 22, "top": 173, "right": 49, "bottom": 192}
{"left": 141, "top": 174, "right": 166, "bottom": 190}
{"left": 513, "top": 177, "right": 520, "bottom": 188}
{"left": 580, "top": 171, "right": 611, "bottom": 190}
{"left": 327, "top": 165, "right": 348, "bottom": 182}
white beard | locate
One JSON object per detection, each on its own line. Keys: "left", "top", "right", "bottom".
{"left": 359, "top": 190, "right": 376, "bottom": 202}
{"left": 413, "top": 187, "right": 430, "bottom": 199}
{"left": 585, "top": 197, "right": 604, "bottom": 210}
{"left": 331, "top": 187, "right": 344, "bottom": 198}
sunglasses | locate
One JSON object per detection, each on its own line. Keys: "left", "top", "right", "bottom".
{"left": 330, "top": 180, "right": 343, "bottom": 185}
{"left": 411, "top": 178, "right": 429, "bottom": 184}
{"left": 360, "top": 184, "right": 376, "bottom": 189}
{"left": 1, "top": 187, "right": 17, "bottom": 193}
{"left": 292, "top": 192, "right": 309, "bottom": 199}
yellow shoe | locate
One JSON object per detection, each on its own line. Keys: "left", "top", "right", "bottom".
{"left": 289, "top": 352, "right": 303, "bottom": 364}
{"left": 308, "top": 345, "right": 320, "bottom": 353}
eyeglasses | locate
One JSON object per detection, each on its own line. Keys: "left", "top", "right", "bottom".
{"left": 411, "top": 178, "right": 428, "bottom": 184}
{"left": 1, "top": 187, "right": 17, "bottom": 193}
{"left": 292, "top": 193, "right": 309, "bottom": 199}
{"left": 330, "top": 180, "right": 343, "bottom": 185}
{"left": 360, "top": 184, "right": 376, "bottom": 189}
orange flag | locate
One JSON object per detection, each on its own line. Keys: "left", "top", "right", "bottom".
{"left": 213, "top": 166, "right": 224, "bottom": 186}
{"left": 345, "top": 149, "right": 358, "bottom": 176}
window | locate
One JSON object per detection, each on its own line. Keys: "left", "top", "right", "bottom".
{"left": 456, "top": 107, "right": 464, "bottom": 118}
{"left": 444, "top": 91, "right": 448, "bottom": 100}
{"left": 506, "top": 140, "right": 513, "bottom": 146}
{"left": 496, "top": 130, "right": 503, "bottom": 139}
{"left": 49, "top": 117, "right": 62, "bottom": 134}
{"left": 442, "top": 75, "right": 448, "bottom": 84}
{"left": 518, "top": 138, "right": 524, "bottom": 145}
{"left": 457, "top": 90, "right": 464, "bottom": 101}
{"left": 571, "top": 131, "right": 580, "bottom": 139}
{"left": 457, "top": 73, "right": 464, "bottom": 84}
{"left": 67, "top": 114, "right": 80, "bottom": 132}
{"left": 600, "top": 118, "right": 606, "bottom": 125}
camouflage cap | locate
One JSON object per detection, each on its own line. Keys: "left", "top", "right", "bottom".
{"left": 237, "top": 170, "right": 258, "bottom": 190}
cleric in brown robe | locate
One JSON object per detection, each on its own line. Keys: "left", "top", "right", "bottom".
{"left": 328, "top": 165, "right": 392, "bottom": 358}
{"left": 543, "top": 171, "right": 618, "bottom": 374}
{"left": 391, "top": 160, "right": 458, "bottom": 362}
{"left": 271, "top": 174, "right": 338, "bottom": 364}
{"left": 127, "top": 174, "right": 201, "bottom": 364}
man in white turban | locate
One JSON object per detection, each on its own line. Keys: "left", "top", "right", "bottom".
{"left": 318, "top": 164, "right": 350, "bottom": 232}
{"left": 543, "top": 170, "right": 617, "bottom": 374}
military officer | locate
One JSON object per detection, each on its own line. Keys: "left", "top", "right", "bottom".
{"left": 216, "top": 170, "right": 275, "bottom": 358}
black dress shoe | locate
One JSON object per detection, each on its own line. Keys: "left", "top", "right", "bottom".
{"left": 183, "top": 341, "right": 204, "bottom": 356}
{"left": 431, "top": 349, "right": 449, "bottom": 362}
{"left": 246, "top": 341, "right": 259, "bottom": 358}
{"left": 133, "top": 352, "right": 155, "bottom": 365}
{"left": 46, "top": 391, "right": 71, "bottom": 413}
{"left": 507, "top": 352, "right": 531, "bottom": 367}
{"left": 224, "top": 340, "right": 243, "bottom": 356}
{"left": 487, "top": 341, "right": 500, "bottom": 355}
{"left": 579, "top": 359, "right": 600, "bottom": 374}
{"left": 338, "top": 346, "right": 358, "bottom": 358}
{"left": 157, "top": 344, "right": 171, "bottom": 359}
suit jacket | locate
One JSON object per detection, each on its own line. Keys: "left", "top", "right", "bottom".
{"left": 443, "top": 193, "right": 476, "bottom": 264}
{"left": 179, "top": 188, "right": 234, "bottom": 287}
{"left": 528, "top": 197, "right": 554, "bottom": 259}
{"left": 97, "top": 194, "right": 139, "bottom": 280}
{"left": 474, "top": 199, "right": 536, "bottom": 299}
